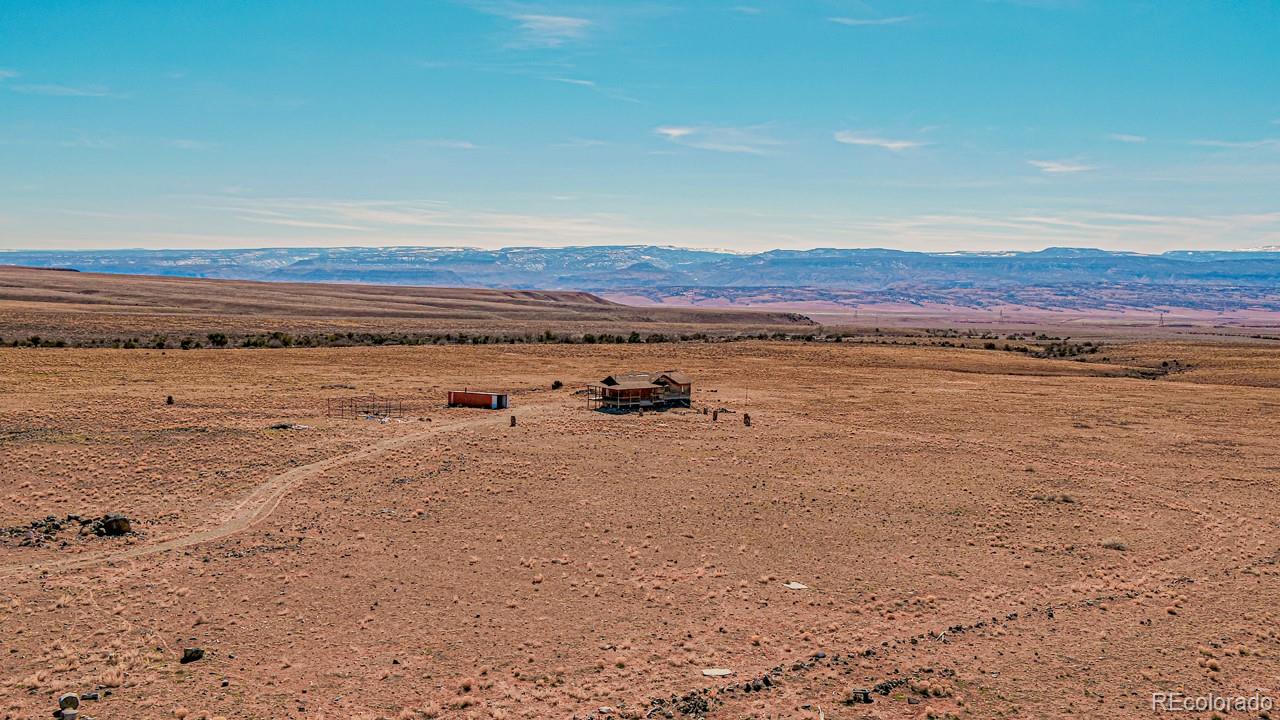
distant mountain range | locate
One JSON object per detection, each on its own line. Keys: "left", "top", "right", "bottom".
{"left": 4, "top": 246, "right": 1280, "bottom": 313}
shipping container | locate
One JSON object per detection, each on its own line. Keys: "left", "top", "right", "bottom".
{"left": 447, "top": 390, "right": 509, "bottom": 409}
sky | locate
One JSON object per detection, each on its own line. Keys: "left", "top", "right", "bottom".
{"left": 1, "top": 0, "right": 1278, "bottom": 253}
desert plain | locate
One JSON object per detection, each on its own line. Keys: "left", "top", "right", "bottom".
{"left": 2, "top": 331, "right": 1278, "bottom": 720}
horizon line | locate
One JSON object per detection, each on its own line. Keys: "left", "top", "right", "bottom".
{"left": 2, "top": 243, "right": 1279, "bottom": 257}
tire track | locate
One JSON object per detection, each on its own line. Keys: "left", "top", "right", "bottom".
{"left": 0, "top": 402, "right": 561, "bottom": 579}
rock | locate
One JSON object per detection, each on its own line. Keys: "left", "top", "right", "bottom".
{"left": 79, "top": 692, "right": 99, "bottom": 702}
{"left": 58, "top": 694, "right": 79, "bottom": 710}
{"left": 701, "top": 668, "right": 733, "bottom": 677}
{"left": 181, "top": 647, "right": 205, "bottom": 664}
{"left": 100, "top": 514, "right": 131, "bottom": 536}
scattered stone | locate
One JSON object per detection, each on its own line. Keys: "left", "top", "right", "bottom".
{"left": 58, "top": 694, "right": 79, "bottom": 710}
{"left": 783, "top": 581, "right": 808, "bottom": 590}
{"left": 100, "top": 513, "right": 131, "bottom": 536}
{"left": 181, "top": 647, "right": 205, "bottom": 664}
{"left": 847, "top": 688, "right": 873, "bottom": 704}
{"left": 701, "top": 668, "right": 733, "bottom": 677}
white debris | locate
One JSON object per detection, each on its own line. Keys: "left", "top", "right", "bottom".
{"left": 702, "top": 668, "right": 734, "bottom": 677}
{"left": 783, "top": 581, "right": 809, "bottom": 590}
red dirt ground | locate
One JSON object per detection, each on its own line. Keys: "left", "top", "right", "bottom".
{"left": 2, "top": 342, "right": 1278, "bottom": 719}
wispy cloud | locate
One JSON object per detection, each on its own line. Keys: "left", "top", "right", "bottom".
{"left": 834, "top": 131, "right": 925, "bottom": 152}
{"left": 1191, "top": 138, "right": 1280, "bottom": 150}
{"left": 829, "top": 15, "right": 914, "bottom": 26}
{"left": 59, "top": 136, "right": 117, "bottom": 150}
{"left": 509, "top": 13, "right": 592, "bottom": 47}
{"left": 549, "top": 76, "right": 595, "bottom": 87}
{"left": 1107, "top": 133, "right": 1147, "bottom": 143}
{"left": 557, "top": 137, "right": 609, "bottom": 148}
{"left": 792, "top": 209, "right": 1280, "bottom": 253}
{"left": 542, "top": 74, "right": 640, "bottom": 103}
{"left": 215, "top": 198, "right": 637, "bottom": 243}
{"left": 413, "top": 139, "right": 479, "bottom": 150}
{"left": 9, "top": 83, "right": 121, "bottom": 98}
{"left": 733, "top": 6, "right": 763, "bottom": 14}
{"left": 655, "top": 125, "right": 782, "bottom": 155}
{"left": 239, "top": 216, "right": 371, "bottom": 231}
{"left": 0, "top": 69, "right": 18, "bottom": 81}
{"left": 1028, "top": 159, "right": 1096, "bottom": 173}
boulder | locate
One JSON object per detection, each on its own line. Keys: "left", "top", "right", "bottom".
{"left": 100, "top": 514, "right": 131, "bottom": 536}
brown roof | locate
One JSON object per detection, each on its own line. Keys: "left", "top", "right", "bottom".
{"left": 588, "top": 379, "right": 660, "bottom": 389}
{"left": 604, "top": 381, "right": 661, "bottom": 391}
{"left": 600, "top": 370, "right": 691, "bottom": 386}
{"left": 655, "top": 371, "right": 693, "bottom": 385}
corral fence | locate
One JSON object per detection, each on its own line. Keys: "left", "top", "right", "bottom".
{"left": 325, "top": 395, "right": 404, "bottom": 419}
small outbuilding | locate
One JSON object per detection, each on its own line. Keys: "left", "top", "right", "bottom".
{"left": 448, "top": 390, "right": 509, "bottom": 409}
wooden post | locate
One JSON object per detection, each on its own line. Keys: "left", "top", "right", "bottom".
{"left": 712, "top": 410, "right": 718, "bottom": 421}
{"left": 510, "top": 415, "right": 517, "bottom": 427}
{"left": 743, "top": 413, "right": 751, "bottom": 427}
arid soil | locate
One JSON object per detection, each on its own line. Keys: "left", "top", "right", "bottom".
{"left": 2, "top": 342, "right": 1278, "bottom": 719}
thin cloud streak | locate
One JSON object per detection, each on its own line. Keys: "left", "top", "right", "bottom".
{"left": 655, "top": 125, "right": 782, "bottom": 155}
{"left": 413, "top": 139, "right": 479, "bottom": 149}
{"left": 1107, "top": 133, "right": 1147, "bottom": 143}
{"left": 220, "top": 198, "right": 638, "bottom": 241}
{"left": 510, "top": 13, "right": 592, "bottom": 47}
{"left": 828, "top": 16, "right": 914, "bottom": 26}
{"left": 1191, "top": 138, "right": 1280, "bottom": 150}
{"left": 9, "top": 83, "right": 121, "bottom": 98}
{"left": 834, "top": 131, "right": 925, "bottom": 152}
{"left": 1028, "top": 159, "right": 1096, "bottom": 173}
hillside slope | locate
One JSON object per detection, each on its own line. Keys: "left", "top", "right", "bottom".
{"left": 0, "top": 266, "right": 811, "bottom": 342}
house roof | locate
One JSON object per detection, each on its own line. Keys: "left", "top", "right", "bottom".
{"left": 600, "top": 370, "right": 692, "bottom": 386}
{"left": 599, "top": 380, "right": 662, "bottom": 391}
{"left": 655, "top": 370, "right": 693, "bottom": 385}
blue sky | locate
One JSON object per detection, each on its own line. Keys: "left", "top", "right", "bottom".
{"left": 1, "top": 0, "right": 1278, "bottom": 252}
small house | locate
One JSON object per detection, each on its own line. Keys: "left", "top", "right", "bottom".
{"left": 587, "top": 370, "right": 692, "bottom": 411}
{"left": 448, "top": 390, "right": 509, "bottom": 409}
